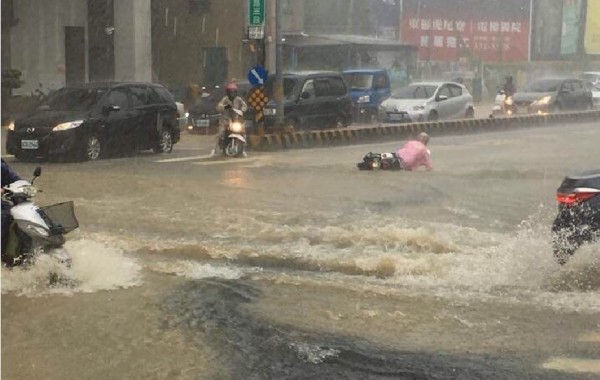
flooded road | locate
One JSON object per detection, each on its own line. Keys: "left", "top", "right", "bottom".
{"left": 2, "top": 122, "right": 600, "bottom": 379}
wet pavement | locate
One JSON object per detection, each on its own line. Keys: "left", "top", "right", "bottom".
{"left": 1, "top": 121, "right": 599, "bottom": 379}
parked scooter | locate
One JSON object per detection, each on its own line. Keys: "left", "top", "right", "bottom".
{"left": 219, "top": 108, "right": 247, "bottom": 157}
{"left": 491, "top": 90, "right": 516, "bottom": 116}
{"left": 2, "top": 167, "right": 78, "bottom": 268}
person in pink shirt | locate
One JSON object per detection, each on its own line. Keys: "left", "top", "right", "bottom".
{"left": 395, "top": 132, "right": 432, "bottom": 171}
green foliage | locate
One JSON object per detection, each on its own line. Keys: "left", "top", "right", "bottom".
{"left": 1, "top": 69, "right": 24, "bottom": 91}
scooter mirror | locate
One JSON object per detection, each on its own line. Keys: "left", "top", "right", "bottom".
{"left": 33, "top": 167, "right": 42, "bottom": 177}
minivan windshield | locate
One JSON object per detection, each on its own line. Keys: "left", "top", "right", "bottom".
{"left": 392, "top": 85, "right": 437, "bottom": 99}
{"left": 523, "top": 79, "right": 563, "bottom": 93}
{"left": 37, "top": 87, "right": 106, "bottom": 112}
{"left": 343, "top": 73, "right": 374, "bottom": 91}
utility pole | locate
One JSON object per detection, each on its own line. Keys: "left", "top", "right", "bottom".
{"left": 274, "top": 0, "right": 284, "bottom": 129}
{"left": 397, "top": 0, "right": 403, "bottom": 41}
{"left": 527, "top": 0, "right": 533, "bottom": 62}
{"left": 347, "top": 0, "right": 355, "bottom": 34}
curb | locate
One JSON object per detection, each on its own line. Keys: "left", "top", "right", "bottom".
{"left": 248, "top": 110, "right": 600, "bottom": 151}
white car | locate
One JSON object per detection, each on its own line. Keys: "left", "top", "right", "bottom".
{"left": 583, "top": 81, "right": 600, "bottom": 108}
{"left": 592, "top": 85, "right": 600, "bottom": 108}
{"left": 378, "top": 82, "right": 474, "bottom": 123}
{"left": 581, "top": 72, "right": 600, "bottom": 108}
{"left": 581, "top": 71, "right": 600, "bottom": 86}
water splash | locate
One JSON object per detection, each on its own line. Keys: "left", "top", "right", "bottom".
{"left": 289, "top": 342, "right": 341, "bottom": 364}
{"left": 1, "top": 239, "right": 142, "bottom": 296}
{"left": 149, "top": 260, "right": 259, "bottom": 280}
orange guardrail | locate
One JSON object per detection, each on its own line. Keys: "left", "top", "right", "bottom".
{"left": 248, "top": 110, "right": 600, "bottom": 151}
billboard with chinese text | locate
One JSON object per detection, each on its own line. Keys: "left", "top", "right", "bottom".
{"left": 585, "top": 0, "right": 600, "bottom": 54}
{"left": 400, "top": 0, "right": 531, "bottom": 62}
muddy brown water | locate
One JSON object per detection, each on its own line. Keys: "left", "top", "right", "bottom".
{"left": 2, "top": 122, "right": 599, "bottom": 379}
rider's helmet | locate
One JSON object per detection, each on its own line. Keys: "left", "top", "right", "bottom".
{"left": 417, "top": 132, "right": 430, "bottom": 145}
{"left": 225, "top": 82, "right": 238, "bottom": 99}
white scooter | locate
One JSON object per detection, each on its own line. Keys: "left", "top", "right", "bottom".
{"left": 219, "top": 108, "right": 247, "bottom": 157}
{"left": 491, "top": 90, "right": 516, "bottom": 116}
{"left": 2, "top": 167, "right": 78, "bottom": 267}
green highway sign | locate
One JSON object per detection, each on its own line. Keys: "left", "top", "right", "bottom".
{"left": 249, "top": 0, "right": 265, "bottom": 26}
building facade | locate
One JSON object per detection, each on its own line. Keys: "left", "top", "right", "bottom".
{"left": 1, "top": 0, "right": 154, "bottom": 96}
{"left": 3, "top": 0, "right": 597, "bottom": 100}
{"left": 1, "top": 0, "right": 256, "bottom": 96}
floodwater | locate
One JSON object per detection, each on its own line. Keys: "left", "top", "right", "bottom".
{"left": 2, "top": 122, "right": 600, "bottom": 379}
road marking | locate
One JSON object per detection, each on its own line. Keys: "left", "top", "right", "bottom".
{"left": 579, "top": 332, "right": 600, "bottom": 343}
{"left": 542, "top": 357, "right": 600, "bottom": 374}
{"left": 155, "top": 154, "right": 213, "bottom": 163}
{"left": 192, "top": 157, "right": 261, "bottom": 166}
{"left": 175, "top": 147, "right": 209, "bottom": 151}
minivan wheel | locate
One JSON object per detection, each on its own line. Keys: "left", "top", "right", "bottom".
{"left": 84, "top": 134, "right": 102, "bottom": 161}
{"left": 427, "top": 111, "right": 439, "bottom": 121}
{"left": 465, "top": 107, "right": 475, "bottom": 118}
{"left": 154, "top": 127, "right": 173, "bottom": 153}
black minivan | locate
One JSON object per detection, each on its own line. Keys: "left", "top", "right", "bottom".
{"left": 263, "top": 71, "right": 352, "bottom": 130}
{"left": 6, "top": 82, "right": 180, "bottom": 161}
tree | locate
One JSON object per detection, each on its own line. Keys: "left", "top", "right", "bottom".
{"left": 1, "top": 69, "right": 24, "bottom": 97}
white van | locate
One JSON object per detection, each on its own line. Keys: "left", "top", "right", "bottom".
{"left": 581, "top": 72, "right": 600, "bottom": 107}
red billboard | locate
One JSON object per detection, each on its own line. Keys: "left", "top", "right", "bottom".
{"left": 400, "top": 0, "right": 531, "bottom": 62}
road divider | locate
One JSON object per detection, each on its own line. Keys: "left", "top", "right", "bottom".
{"left": 248, "top": 110, "right": 600, "bottom": 151}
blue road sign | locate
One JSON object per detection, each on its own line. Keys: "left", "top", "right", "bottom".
{"left": 248, "top": 65, "right": 268, "bottom": 87}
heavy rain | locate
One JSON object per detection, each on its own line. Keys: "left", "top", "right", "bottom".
{"left": 1, "top": 0, "right": 599, "bottom": 379}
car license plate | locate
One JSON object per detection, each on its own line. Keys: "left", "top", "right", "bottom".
{"left": 263, "top": 108, "right": 276, "bottom": 116}
{"left": 195, "top": 119, "right": 209, "bottom": 127}
{"left": 389, "top": 113, "right": 407, "bottom": 121}
{"left": 21, "top": 140, "right": 39, "bottom": 149}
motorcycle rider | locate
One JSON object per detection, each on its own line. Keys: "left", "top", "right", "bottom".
{"left": 395, "top": 132, "right": 433, "bottom": 171}
{"left": 503, "top": 75, "right": 516, "bottom": 97}
{"left": 1, "top": 158, "right": 23, "bottom": 255}
{"left": 210, "top": 82, "right": 248, "bottom": 157}
{"left": 500, "top": 75, "right": 517, "bottom": 115}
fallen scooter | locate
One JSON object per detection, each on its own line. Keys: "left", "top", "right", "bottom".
{"left": 357, "top": 152, "right": 403, "bottom": 171}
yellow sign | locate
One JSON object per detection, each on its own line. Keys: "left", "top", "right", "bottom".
{"left": 585, "top": 1, "right": 600, "bottom": 54}
{"left": 248, "top": 87, "right": 268, "bottom": 123}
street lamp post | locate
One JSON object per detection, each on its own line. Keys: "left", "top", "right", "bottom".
{"left": 274, "top": 0, "right": 285, "bottom": 129}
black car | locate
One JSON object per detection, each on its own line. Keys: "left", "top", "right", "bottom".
{"left": 187, "top": 81, "right": 256, "bottom": 134}
{"left": 263, "top": 71, "right": 352, "bottom": 131}
{"left": 186, "top": 86, "right": 224, "bottom": 134}
{"left": 6, "top": 82, "right": 180, "bottom": 161}
{"left": 513, "top": 78, "right": 594, "bottom": 114}
{"left": 551, "top": 170, "right": 600, "bottom": 264}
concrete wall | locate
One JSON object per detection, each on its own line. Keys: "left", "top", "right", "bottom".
{"left": 114, "top": 0, "right": 152, "bottom": 82}
{"left": 10, "top": 0, "right": 87, "bottom": 95}
{"left": 150, "top": 0, "right": 250, "bottom": 89}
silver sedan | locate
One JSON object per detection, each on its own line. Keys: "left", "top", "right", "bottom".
{"left": 378, "top": 82, "right": 475, "bottom": 123}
